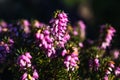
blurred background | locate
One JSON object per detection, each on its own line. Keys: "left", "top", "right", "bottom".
{"left": 0, "top": 0, "right": 119, "bottom": 47}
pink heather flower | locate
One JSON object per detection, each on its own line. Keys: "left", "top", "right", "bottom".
{"left": 101, "top": 26, "right": 116, "bottom": 49}
{"left": 64, "top": 52, "right": 79, "bottom": 71}
{"left": 105, "top": 69, "right": 111, "bottom": 75}
{"left": 19, "top": 63, "right": 39, "bottom": 80}
{"left": 33, "top": 20, "right": 46, "bottom": 28}
{"left": 0, "top": 39, "right": 14, "bottom": 63}
{"left": 22, "top": 20, "right": 30, "bottom": 27}
{"left": 64, "top": 34, "right": 70, "bottom": 41}
{"left": 32, "top": 77, "right": 35, "bottom": 80}
{"left": 24, "top": 26, "right": 30, "bottom": 34}
{"left": 0, "top": 21, "right": 7, "bottom": 28}
{"left": 22, "top": 55, "right": 31, "bottom": 63}
{"left": 78, "top": 20, "right": 86, "bottom": 40}
{"left": 50, "top": 11, "right": 69, "bottom": 48}
{"left": 113, "top": 50, "right": 119, "bottom": 59}
{"left": 79, "top": 42, "right": 83, "bottom": 48}
{"left": 25, "top": 52, "right": 32, "bottom": 59}
{"left": 78, "top": 20, "right": 86, "bottom": 30}
{"left": 36, "top": 27, "right": 55, "bottom": 57}
{"left": 21, "top": 72, "right": 28, "bottom": 80}
{"left": 42, "top": 40, "right": 47, "bottom": 48}
{"left": 89, "top": 58, "right": 100, "bottom": 71}
{"left": 0, "top": 21, "right": 8, "bottom": 32}
{"left": 62, "top": 49, "right": 67, "bottom": 56}
{"left": 33, "top": 20, "right": 41, "bottom": 28}
{"left": 103, "top": 75, "right": 108, "bottom": 80}
{"left": 103, "top": 61, "right": 115, "bottom": 79}
{"left": 17, "top": 52, "right": 32, "bottom": 69}
{"left": 66, "top": 55, "right": 72, "bottom": 61}
{"left": 39, "top": 33, "right": 44, "bottom": 40}
{"left": 94, "top": 58, "right": 100, "bottom": 71}
{"left": 101, "top": 42, "right": 109, "bottom": 49}
{"left": 94, "top": 58, "right": 99, "bottom": 66}
{"left": 108, "top": 61, "right": 115, "bottom": 68}
{"left": 73, "top": 30, "right": 78, "bottom": 36}
{"left": 110, "top": 64, "right": 115, "bottom": 68}
{"left": 115, "top": 67, "right": 120, "bottom": 77}
{"left": 20, "top": 59, "right": 26, "bottom": 67}
{"left": 33, "top": 69, "right": 39, "bottom": 79}
{"left": 8, "top": 38, "right": 14, "bottom": 44}
{"left": 36, "top": 32, "right": 41, "bottom": 39}
{"left": 44, "top": 30, "right": 50, "bottom": 35}
{"left": 20, "top": 20, "right": 31, "bottom": 35}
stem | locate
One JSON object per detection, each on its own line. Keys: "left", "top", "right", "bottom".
{"left": 69, "top": 73, "right": 72, "bottom": 80}
{"left": 68, "top": 71, "right": 72, "bottom": 80}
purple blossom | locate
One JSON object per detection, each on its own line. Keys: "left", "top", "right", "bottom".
{"left": 17, "top": 52, "right": 32, "bottom": 69}
{"left": 78, "top": 21, "right": 86, "bottom": 30}
{"left": 103, "top": 75, "right": 108, "bottom": 80}
{"left": 33, "top": 20, "right": 41, "bottom": 28}
{"left": 33, "top": 69, "right": 39, "bottom": 79}
{"left": 50, "top": 11, "right": 70, "bottom": 48}
{"left": 32, "top": 20, "right": 46, "bottom": 28}
{"left": 8, "top": 25, "right": 19, "bottom": 37}
{"left": 89, "top": 58, "right": 100, "bottom": 71}
{"left": 93, "top": 58, "right": 100, "bottom": 71}
{"left": 0, "top": 21, "right": 8, "bottom": 33}
{"left": 103, "top": 61, "right": 115, "bottom": 79}
{"left": 20, "top": 20, "right": 31, "bottom": 38}
{"left": 36, "top": 27, "right": 55, "bottom": 57}
{"left": 62, "top": 49, "right": 67, "bottom": 56}
{"left": 18, "top": 52, "right": 39, "bottom": 80}
{"left": 108, "top": 61, "right": 115, "bottom": 69}
{"left": 105, "top": 69, "right": 111, "bottom": 75}
{"left": 25, "top": 52, "right": 32, "bottom": 59}
{"left": 101, "top": 26, "right": 116, "bottom": 49}
{"left": 0, "top": 39, "right": 14, "bottom": 63}
{"left": 115, "top": 67, "right": 120, "bottom": 77}
{"left": 21, "top": 69, "right": 39, "bottom": 80}
{"left": 78, "top": 20, "right": 86, "bottom": 40}
{"left": 79, "top": 42, "right": 83, "bottom": 48}
{"left": 112, "top": 50, "right": 119, "bottom": 59}
{"left": 21, "top": 72, "right": 28, "bottom": 80}
{"left": 73, "top": 30, "right": 78, "bottom": 36}
{"left": 64, "top": 51, "right": 79, "bottom": 71}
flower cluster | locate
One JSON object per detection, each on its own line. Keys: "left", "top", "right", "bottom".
{"left": 17, "top": 52, "right": 39, "bottom": 80}
{"left": 101, "top": 26, "right": 116, "bottom": 49}
{"left": 63, "top": 47, "right": 79, "bottom": 71}
{"left": 0, "top": 38, "right": 14, "bottom": 63}
{"left": 36, "top": 27, "right": 55, "bottom": 57}
{"left": 89, "top": 58, "right": 100, "bottom": 71}
{"left": 19, "top": 20, "right": 31, "bottom": 38}
{"left": 17, "top": 52, "right": 32, "bottom": 69}
{"left": 35, "top": 11, "right": 70, "bottom": 57}
{"left": 21, "top": 68, "right": 39, "bottom": 80}
{"left": 112, "top": 50, "right": 120, "bottom": 59}
{"left": 78, "top": 21, "right": 86, "bottom": 40}
{"left": 0, "top": 21, "right": 8, "bottom": 33}
{"left": 115, "top": 67, "right": 120, "bottom": 77}
{"left": 50, "top": 11, "right": 70, "bottom": 47}
{"left": 103, "top": 61, "right": 115, "bottom": 80}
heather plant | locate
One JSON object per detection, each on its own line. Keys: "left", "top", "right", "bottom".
{"left": 0, "top": 10, "right": 119, "bottom": 80}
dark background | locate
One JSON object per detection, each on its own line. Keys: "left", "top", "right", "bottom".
{"left": 0, "top": 0, "right": 119, "bottom": 47}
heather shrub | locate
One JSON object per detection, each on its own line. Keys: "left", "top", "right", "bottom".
{"left": 0, "top": 10, "right": 119, "bottom": 80}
